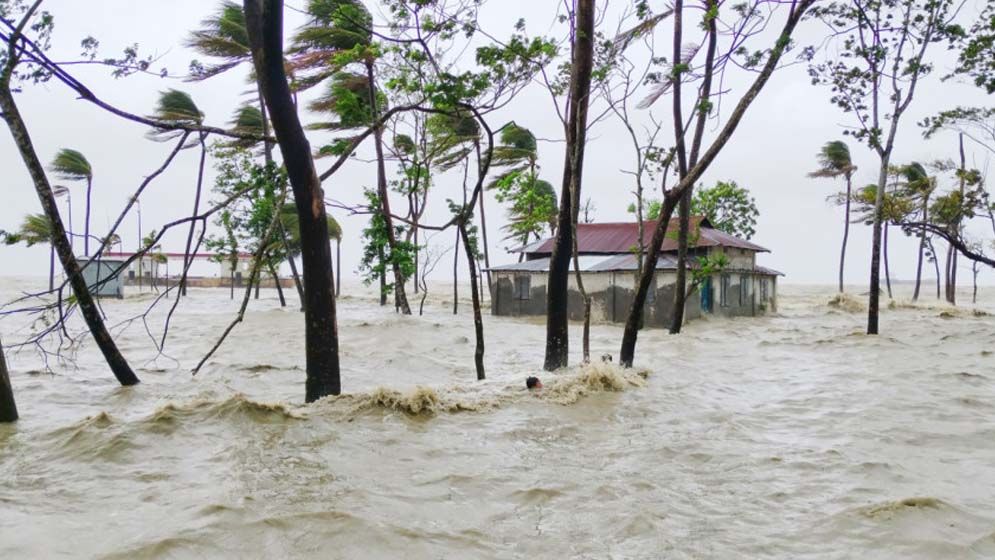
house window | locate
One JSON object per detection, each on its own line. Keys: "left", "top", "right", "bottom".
{"left": 760, "top": 278, "right": 768, "bottom": 302}
{"left": 514, "top": 274, "right": 531, "bottom": 300}
{"left": 720, "top": 274, "right": 730, "bottom": 307}
{"left": 740, "top": 274, "right": 750, "bottom": 306}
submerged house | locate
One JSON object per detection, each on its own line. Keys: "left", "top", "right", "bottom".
{"left": 488, "top": 217, "right": 781, "bottom": 327}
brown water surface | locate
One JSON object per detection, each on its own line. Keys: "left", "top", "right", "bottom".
{"left": 1, "top": 280, "right": 994, "bottom": 559}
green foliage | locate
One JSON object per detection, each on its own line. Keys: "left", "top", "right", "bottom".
{"left": 185, "top": 0, "right": 250, "bottom": 80}
{"left": 205, "top": 148, "right": 288, "bottom": 268}
{"left": 492, "top": 173, "right": 557, "bottom": 242}
{"left": 49, "top": 149, "right": 92, "bottom": 181}
{"left": 359, "top": 190, "right": 415, "bottom": 295}
{"left": 691, "top": 181, "right": 760, "bottom": 239}
{"left": 808, "top": 0, "right": 960, "bottom": 152}
{"left": 808, "top": 140, "right": 855, "bottom": 179}
{"left": 3, "top": 213, "right": 52, "bottom": 246}
{"left": 690, "top": 252, "right": 729, "bottom": 291}
{"left": 949, "top": 1, "right": 993, "bottom": 93}
{"left": 147, "top": 89, "right": 203, "bottom": 141}
{"left": 308, "top": 72, "right": 384, "bottom": 131}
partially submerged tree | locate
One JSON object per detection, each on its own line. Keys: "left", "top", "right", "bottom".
{"left": 243, "top": 0, "right": 341, "bottom": 401}
{"left": 0, "top": 3, "right": 140, "bottom": 386}
{"left": 809, "top": 0, "right": 961, "bottom": 333}
{"left": 809, "top": 140, "right": 857, "bottom": 293}
{"left": 620, "top": 0, "right": 816, "bottom": 366}
{"left": 544, "top": 0, "right": 596, "bottom": 371}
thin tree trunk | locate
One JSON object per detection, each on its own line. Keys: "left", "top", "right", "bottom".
{"left": 544, "top": 0, "right": 595, "bottom": 371}
{"left": 269, "top": 261, "right": 286, "bottom": 307}
{"left": 365, "top": 61, "right": 411, "bottom": 315}
{"left": 867, "top": 150, "right": 891, "bottom": 334}
{"left": 671, "top": 190, "right": 691, "bottom": 332}
{"left": 336, "top": 239, "right": 341, "bottom": 298}
{"left": 280, "top": 221, "right": 305, "bottom": 307}
{"left": 0, "top": 82, "right": 140, "bottom": 386}
{"left": 884, "top": 222, "right": 892, "bottom": 299}
{"left": 84, "top": 176, "right": 92, "bottom": 256}
{"left": 932, "top": 239, "right": 941, "bottom": 299}
{"left": 945, "top": 243, "right": 954, "bottom": 304}
{"left": 180, "top": 134, "right": 208, "bottom": 298}
{"left": 478, "top": 177, "right": 492, "bottom": 294}
{"left": 453, "top": 227, "right": 459, "bottom": 315}
{"left": 670, "top": 0, "right": 717, "bottom": 334}
{"left": 840, "top": 173, "right": 852, "bottom": 293}
{"left": 973, "top": 261, "right": 979, "bottom": 304}
{"left": 459, "top": 220, "right": 485, "bottom": 380}
{"left": 48, "top": 243, "right": 55, "bottom": 291}
{"left": 230, "top": 269, "right": 235, "bottom": 300}
{"left": 0, "top": 336, "right": 16, "bottom": 423}
{"left": 913, "top": 196, "right": 927, "bottom": 301}
{"left": 378, "top": 245, "right": 387, "bottom": 306}
{"left": 254, "top": 273, "right": 261, "bottom": 299}
{"left": 244, "top": 0, "right": 340, "bottom": 401}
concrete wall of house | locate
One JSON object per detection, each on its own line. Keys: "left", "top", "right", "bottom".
{"left": 707, "top": 246, "right": 756, "bottom": 268}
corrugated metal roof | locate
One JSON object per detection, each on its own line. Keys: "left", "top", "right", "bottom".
{"left": 487, "top": 255, "right": 783, "bottom": 276}
{"left": 515, "top": 218, "right": 769, "bottom": 255}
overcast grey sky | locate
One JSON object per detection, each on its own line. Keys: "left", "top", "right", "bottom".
{"left": 2, "top": 0, "right": 992, "bottom": 287}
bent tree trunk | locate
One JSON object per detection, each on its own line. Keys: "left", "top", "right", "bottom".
{"left": 884, "top": 222, "right": 892, "bottom": 299}
{"left": 269, "top": 262, "right": 286, "bottom": 307}
{"left": 244, "top": 0, "right": 340, "bottom": 401}
{"left": 459, "top": 220, "right": 485, "bottom": 380}
{"left": 0, "top": 82, "right": 140, "bottom": 387}
{"left": 544, "top": 0, "right": 595, "bottom": 371}
{"left": 0, "top": 336, "right": 17, "bottom": 423}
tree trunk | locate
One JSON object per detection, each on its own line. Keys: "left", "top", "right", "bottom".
{"left": 0, "top": 83, "right": 140, "bottom": 386}
{"left": 840, "top": 173, "right": 852, "bottom": 293}
{"left": 943, "top": 245, "right": 954, "bottom": 303}
{"left": 279, "top": 221, "right": 305, "bottom": 307}
{"left": 48, "top": 243, "right": 55, "bottom": 291}
{"left": 0, "top": 337, "right": 17, "bottom": 423}
{"left": 478, "top": 185, "right": 492, "bottom": 295}
{"left": 867, "top": 151, "right": 891, "bottom": 335}
{"left": 244, "top": 0, "right": 340, "bottom": 401}
{"left": 180, "top": 134, "right": 208, "bottom": 298}
{"left": 883, "top": 222, "right": 892, "bottom": 299}
{"left": 365, "top": 61, "right": 411, "bottom": 315}
{"left": 84, "top": 176, "right": 92, "bottom": 256}
{"left": 619, "top": 1, "right": 811, "bottom": 366}
{"left": 670, "top": 189, "right": 691, "bottom": 333}
{"left": 269, "top": 262, "right": 286, "bottom": 307}
{"left": 453, "top": 227, "right": 459, "bottom": 315}
{"left": 932, "top": 239, "right": 941, "bottom": 299}
{"left": 378, "top": 245, "right": 387, "bottom": 306}
{"left": 912, "top": 196, "right": 927, "bottom": 301}
{"left": 543, "top": 0, "right": 595, "bottom": 371}
{"left": 973, "top": 261, "right": 979, "bottom": 304}
{"left": 459, "top": 221, "right": 485, "bottom": 380}
{"left": 336, "top": 239, "right": 341, "bottom": 298}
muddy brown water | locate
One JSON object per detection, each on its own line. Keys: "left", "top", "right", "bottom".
{"left": 1, "top": 279, "right": 994, "bottom": 559}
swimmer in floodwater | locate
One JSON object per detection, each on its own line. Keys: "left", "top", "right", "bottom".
{"left": 526, "top": 376, "right": 543, "bottom": 390}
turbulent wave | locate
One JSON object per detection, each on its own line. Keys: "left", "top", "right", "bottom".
{"left": 144, "top": 394, "right": 303, "bottom": 424}
{"left": 827, "top": 293, "right": 866, "bottom": 313}
{"left": 326, "top": 363, "right": 651, "bottom": 416}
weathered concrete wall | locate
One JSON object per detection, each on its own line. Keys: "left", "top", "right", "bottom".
{"left": 708, "top": 247, "right": 756, "bottom": 269}
{"left": 491, "top": 268, "right": 776, "bottom": 327}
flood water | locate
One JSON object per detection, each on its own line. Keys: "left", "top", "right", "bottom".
{"left": 1, "top": 278, "right": 994, "bottom": 559}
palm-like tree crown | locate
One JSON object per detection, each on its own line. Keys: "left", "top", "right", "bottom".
{"left": 148, "top": 89, "right": 204, "bottom": 141}
{"left": 290, "top": 0, "right": 374, "bottom": 90}
{"left": 809, "top": 140, "right": 856, "bottom": 179}
{"left": 185, "top": 1, "right": 250, "bottom": 80}
{"left": 50, "top": 149, "right": 92, "bottom": 182}
{"left": 13, "top": 214, "right": 53, "bottom": 246}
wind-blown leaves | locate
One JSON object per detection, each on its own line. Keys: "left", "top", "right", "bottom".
{"left": 147, "top": 89, "right": 204, "bottom": 141}
{"left": 307, "top": 72, "right": 383, "bottom": 131}
{"left": 226, "top": 104, "right": 267, "bottom": 149}
{"left": 289, "top": 0, "right": 374, "bottom": 91}
{"left": 185, "top": 0, "right": 250, "bottom": 80}
{"left": 4, "top": 214, "right": 53, "bottom": 246}
{"left": 808, "top": 140, "right": 855, "bottom": 179}
{"left": 50, "top": 149, "right": 92, "bottom": 182}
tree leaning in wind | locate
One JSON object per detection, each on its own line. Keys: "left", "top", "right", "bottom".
{"left": 809, "top": 140, "right": 856, "bottom": 293}
{"left": 49, "top": 149, "right": 93, "bottom": 256}
{"left": 3, "top": 214, "right": 55, "bottom": 290}
{"left": 808, "top": 0, "right": 960, "bottom": 335}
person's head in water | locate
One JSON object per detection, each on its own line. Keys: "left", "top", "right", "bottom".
{"left": 526, "top": 376, "right": 543, "bottom": 390}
